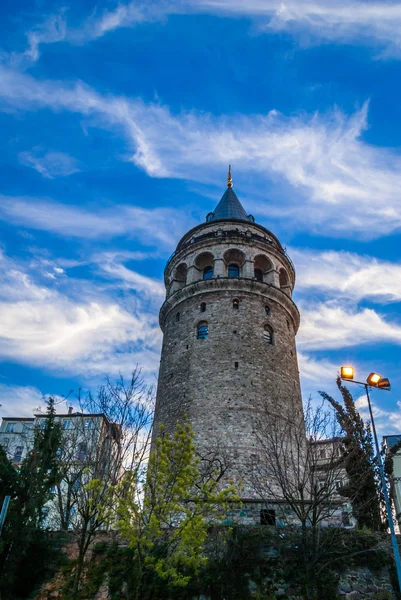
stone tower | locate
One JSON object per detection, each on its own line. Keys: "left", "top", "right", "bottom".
{"left": 154, "top": 168, "right": 302, "bottom": 496}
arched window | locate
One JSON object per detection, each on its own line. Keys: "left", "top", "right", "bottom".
{"left": 200, "top": 302, "right": 206, "bottom": 312}
{"left": 279, "top": 268, "right": 289, "bottom": 289}
{"left": 263, "top": 325, "right": 273, "bottom": 344}
{"left": 203, "top": 266, "right": 213, "bottom": 280}
{"left": 233, "top": 298, "right": 239, "bottom": 310}
{"left": 197, "top": 322, "right": 209, "bottom": 340}
{"left": 196, "top": 252, "right": 214, "bottom": 282}
{"left": 265, "top": 305, "right": 270, "bottom": 316}
{"left": 176, "top": 313, "right": 180, "bottom": 322}
{"left": 228, "top": 264, "right": 239, "bottom": 278}
{"left": 254, "top": 268, "right": 263, "bottom": 282}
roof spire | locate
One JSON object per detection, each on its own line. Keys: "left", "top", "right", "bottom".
{"left": 227, "top": 164, "right": 233, "bottom": 188}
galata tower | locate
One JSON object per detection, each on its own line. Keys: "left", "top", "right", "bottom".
{"left": 154, "top": 167, "right": 302, "bottom": 498}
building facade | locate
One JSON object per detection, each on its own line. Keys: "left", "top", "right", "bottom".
{"left": 154, "top": 170, "right": 304, "bottom": 498}
{"left": 0, "top": 417, "right": 35, "bottom": 463}
{"left": 0, "top": 410, "right": 121, "bottom": 529}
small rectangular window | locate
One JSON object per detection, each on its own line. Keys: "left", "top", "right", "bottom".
{"left": 77, "top": 443, "right": 87, "bottom": 461}
{"left": 13, "top": 446, "right": 23, "bottom": 462}
{"left": 5, "top": 423, "right": 15, "bottom": 433}
{"left": 235, "top": 362, "right": 239, "bottom": 369}
{"left": 197, "top": 324, "right": 209, "bottom": 340}
{"left": 63, "top": 420, "right": 72, "bottom": 430}
{"left": 260, "top": 509, "right": 276, "bottom": 526}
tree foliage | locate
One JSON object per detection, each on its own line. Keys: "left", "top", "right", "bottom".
{"left": 117, "top": 422, "right": 237, "bottom": 599}
{"left": 320, "top": 377, "right": 384, "bottom": 531}
{"left": 0, "top": 397, "right": 62, "bottom": 598}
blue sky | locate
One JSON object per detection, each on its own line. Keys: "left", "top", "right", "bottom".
{"left": 1, "top": 0, "right": 401, "bottom": 434}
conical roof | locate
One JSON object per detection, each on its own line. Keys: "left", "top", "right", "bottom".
{"left": 206, "top": 166, "right": 254, "bottom": 223}
{"left": 209, "top": 187, "right": 249, "bottom": 221}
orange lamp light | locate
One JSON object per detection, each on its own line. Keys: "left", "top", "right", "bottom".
{"left": 367, "top": 372, "right": 381, "bottom": 386}
{"left": 341, "top": 366, "right": 354, "bottom": 380}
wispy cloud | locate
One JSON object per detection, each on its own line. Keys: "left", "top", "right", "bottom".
{"left": 0, "top": 250, "right": 162, "bottom": 377}
{"left": 298, "top": 303, "right": 401, "bottom": 351}
{"left": 1, "top": 67, "right": 401, "bottom": 238}
{"left": 19, "top": 149, "right": 80, "bottom": 178}
{"left": 0, "top": 383, "right": 46, "bottom": 418}
{"left": 355, "top": 394, "right": 401, "bottom": 436}
{"left": 193, "top": 0, "right": 401, "bottom": 56}
{"left": 94, "top": 251, "right": 165, "bottom": 299}
{"left": 10, "top": 1, "right": 401, "bottom": 66}
{"left": 292, "top": 248, "right": 401, "bottom": 303}
{"left": 0, "top": 195, "right": 192, "bottom": 248}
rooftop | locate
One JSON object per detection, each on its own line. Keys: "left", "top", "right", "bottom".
{"left": 206, "top": 166, "right": 254, "bottom": 224}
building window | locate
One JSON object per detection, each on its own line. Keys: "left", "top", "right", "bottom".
{"left": 73, "top": 473, "right": 82, "bottom": 491}
{"left": 233, "top": 298, "right": 239, "bottom": 309}
{"left": 265, "top": 305, "right": 270, "bottom": 316}
{"left": 5, "top": 423, "right": 15, "bottom": 433}
{"left": 235, "top": 361, "right": 239, "bottom": 369}
{"left": 197, "top": 322, "right": 209, "bottom": 340}
{"left": 260, "top": 509, "right": 276, "bottom": 526}
{"left": 77, "top": 443, "right": 87, "bottom": 462}
{"left": 13, "top": 446, "right": 23, "bottom": 462}
{"left": 200, "top": 302, "right": 206, "bottom": 312}
{"left": 176, "top": 312, "right": 180, "bottom": 322}
{"left": 279, "top": 268, "right": 289, "bottom": 289}
{"left": 203, "top": 265, "right": 213, "bottom": 280}
{"left": 63, "top": 420, "right": 72, "bottom": 430}
{"left": 2, "top": 438, "right": 9, "bottom": 449}
{"left": 85, "top": 419, "right": 93, "bottom": 429}
{"left": 263, "top": 325, "right": 273, "bottom": 344}
{"left": 228, "top": 264, "right": 239, "bottom": 278}
{"left": 254, "top": 268, "right": 263, "bottom": 282}
{"left": 319, "top": 449, "right": 326, "bottom": 459}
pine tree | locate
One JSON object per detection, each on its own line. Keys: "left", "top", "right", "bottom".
{"left": 320, "top": 377, "right": 384, "bottom": 531}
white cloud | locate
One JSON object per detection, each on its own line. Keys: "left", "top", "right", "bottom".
{"left": 95, "top": 251, "right": 165, "bottom": 299}
{"left": 0, "top": 195, "right": 192, "bottom": 248}
{"left": 1, "top": 67, "right": 401, "bottom": 238}
{"left": 0, "top": 251, "right": 162, "bottom": 377}
{"left": 19, "top": 149, "right": 80, "bottom": 178}
{"left": 192, "top": 0, "right": 401, "bottom": 55}
{"left": 298, "top": 303, "right": 401, "bottom": 350}
{"left": 0, "top": 384, "right": 45, "bottom": 418}
{"left": 355, "top": 396, "right": 401, "bottom": 436}
{"left": 292, "top": 248, "right": 401, "bottom": 303}
{"left": 4, "top": 13, "right": 67, "bottom": 69}
{"left": 298, "top": 351, "right": 339, "bottom": 384}
{"left": 12, "top": 1, "right": 401, "bottom": 64}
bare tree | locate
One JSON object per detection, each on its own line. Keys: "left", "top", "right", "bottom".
{"left": 47, "top": 368, "right": 154, "bottom": 600}
{"left": 249, "top": 397, "right": 351, "bottom": 598}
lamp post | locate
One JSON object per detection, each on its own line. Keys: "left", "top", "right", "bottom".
{"left": 340, "top": 367, "right": 401, "bottom": 592}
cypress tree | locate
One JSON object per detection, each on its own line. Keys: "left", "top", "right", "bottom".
{"left": 320, "top": 377, "right": 384, "bottom": 531}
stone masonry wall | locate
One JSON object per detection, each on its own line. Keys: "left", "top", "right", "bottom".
{"left": 154, "top": 218, "right": 303, "bottom": 497}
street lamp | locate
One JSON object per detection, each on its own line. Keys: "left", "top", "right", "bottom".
{"left": 340, "top": 367, "right": 401, "bottom": 592}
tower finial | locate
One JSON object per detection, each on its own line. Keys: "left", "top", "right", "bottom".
{"left": 227, "top": 164, "right": 233, "bottom": 188}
